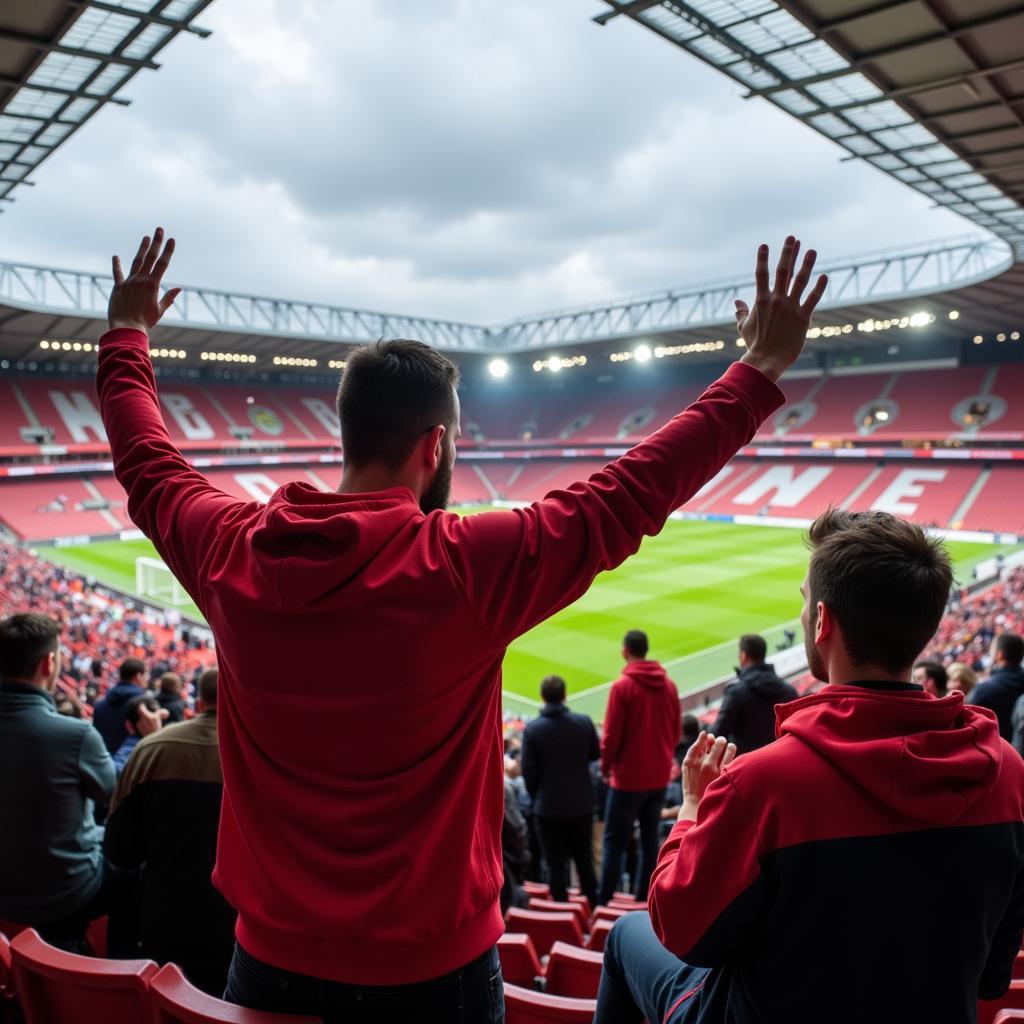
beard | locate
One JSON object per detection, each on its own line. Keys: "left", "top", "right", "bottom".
{"left": 420, "top": 449, "right": 454, "bottom": 514}
{"left": 803, "top": 614, "right": 828, "bottom": 682}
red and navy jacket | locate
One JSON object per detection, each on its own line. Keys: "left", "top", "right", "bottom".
{"left": 649, "top": 681, "right": 1024, "bottom": 1024}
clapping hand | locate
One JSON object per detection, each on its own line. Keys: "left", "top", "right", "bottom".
{"left": 735, "top": 236, "right": 828, "bottom": 383}
{"left": 679, "top": 732, "right": 737, "bottom": 822}
{"left": 109, "top": 227, "right": 181, "bottom": 336}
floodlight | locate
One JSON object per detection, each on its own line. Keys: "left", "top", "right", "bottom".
{"left": 634, "top": 344, "right": 652, "bottom": 362}
{"left": 488, "top": 358, "right": 509, "bottom": 379}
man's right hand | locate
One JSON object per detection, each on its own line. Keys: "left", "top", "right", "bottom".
{"left": 108, "top": 227, "right": 181, "bottom": 337}
{"left": 735, "top": 236, "right": 828, "bottom": 384}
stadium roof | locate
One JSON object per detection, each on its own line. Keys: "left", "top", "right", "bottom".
{"left": 0, "top": 0, "right": 214, "bottom": 208}
{"left": 593, "top": 1, "right": 1024, "bottom": 256}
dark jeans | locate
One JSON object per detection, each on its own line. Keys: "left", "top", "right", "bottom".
{"left": 595, "top": 911, "right": 710, "bottom": 1024}
{"left": 535, "top": 814, "right": 598, "bottom": 907}
{"left": 224, "top": 942, "right": 504, "bottom": 1024}
{"left": 598, "top": 786, "right": 664, "bottom": 905}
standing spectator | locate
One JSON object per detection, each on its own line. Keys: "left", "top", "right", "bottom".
{"left": 598, "top": 630, "right": 681, "bottom": 905}
{"left": 522, "top": 675, "right": 600, "bottom": 906}
{"left": 105, "top": 668, "right": 237, "bottom": 996}
{"left": 912, "top": 660, "right": 948, "bottom": 698}
{"left": 0, "top": 614, "right": 115, "bottom": 952}
{"left": 155, "top": 671, "right": 186, "bottom": 723}
{"left": 500, "top": 778, "right": 531, "bottom": 916}
{"left": 675, "top": 712, "right": 701, "bottom": 765}
{"left": 97, "top": 230, "right": 822, "bottom": 1017}
{"left": 93, "top": 657, "right": 148, "bottom": 753}
{"left": 970, "top": 634, "right": 1024, "bottom": 741}
{"left": 111, "top": 694, "right": 164, "bottom": 774}
{"left": 596, "top": 510, "right": 1024, "bottom": 1024}
{"left": 947, "top": 662, "right": 977, "bottom": 700}
{"left": 710, "top": 634, "right": 798, "bottom": 754}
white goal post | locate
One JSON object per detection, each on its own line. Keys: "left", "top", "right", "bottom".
{"left": 135, "top": 556, "right": 191, "bottom": 607}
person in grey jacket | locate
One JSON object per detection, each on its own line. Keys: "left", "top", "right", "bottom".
{"left": 710, "top": 635, "right": 798, "bottom": 755}
{"left": 0, "top": 613, "right": 116, "bottom": 952}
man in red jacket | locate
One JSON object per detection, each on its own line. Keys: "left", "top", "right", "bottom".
{"left": 595, "top": 510, "right": 1024, "bottom": 1024}
{"left": 98, "top": 228, "right": 825, "bottom": 1020}
{"left": 597, "top": 630, "right": 681, "bottom": 905}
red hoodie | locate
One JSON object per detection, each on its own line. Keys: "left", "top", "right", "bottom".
{"left": 649, "top": 685, "right": 1024, "bottom": 1023}
{"left": 601, "top": 661, "right": 681, "bottom": 791}
{"left": 95, "top": 327, "right": 782, "bottom": 984}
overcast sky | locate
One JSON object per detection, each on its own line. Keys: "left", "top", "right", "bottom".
{"left": 1, "top": 0, "right": 973, "bottom": 324}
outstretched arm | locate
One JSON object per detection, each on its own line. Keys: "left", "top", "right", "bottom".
{"left": 97, "top": 229, "right": 246, "bottom": 606}
{"left": 446, "top": 238, "right": 828, "bottom": 646}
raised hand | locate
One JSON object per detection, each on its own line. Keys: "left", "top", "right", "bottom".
{"left": 734, "top": 236, "right": 828, "bottom": 383}
{"left": 680, "top": 731, "right": 737, "bottom": 819}
{"left": 108, "top": 227, "right": 182, "bottom": 335}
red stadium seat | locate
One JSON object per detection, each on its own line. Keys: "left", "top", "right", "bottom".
{"left": 995, "top": 1014, "right": 1024, "bottom": 1023}
{"left": 505, "top": 909, "right": 583, "bottom": 957}
{"left": 147, "top": 963, "right": 320, "bottom": 1023}
{"left": 497, "top": 934, "right": 544, "bottom": 988}
{"left": 11, "top": 928, "right": 157, "bottom": 1024}
{"left": 504, "top": 982, "right": 596, "bottom": 1023}
{"left": 522, "top": 882, "right": 552, "bottom": 899}
{"left": 543, "top": 942, "right": 604, "bottom": 999}
{"left": 567, "top": 894, "right": 592, "bottom": 918}
{"left": 608, "top": 899, "right": 645, "bottom": 913}
{"left": 0, "top": 931, "right": 18, "bottom": 1022}
{"left": 1014, "top": 952, "right": 1024, "bottom": 981}
{"left": 979, "top": 983, "right": 1024, "bottom": 1024}
{"left": 528, "top": 899, "right": 588, "bottom": 932}
{"left": 586, "top": 919, "right": 614, "bottom": 953}
{"left": 592, "top": 905, "right": 636, "bottom": 925}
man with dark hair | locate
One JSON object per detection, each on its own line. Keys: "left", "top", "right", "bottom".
{"left": 596, "top": 510, "right": 1024, "bottom": 1024}
{"left": 598, "top": 630, "right": 681, "bottom": 905}
{"left": 0, "top": 613, "right": 116, "bottom": 951}
{"left": 711, "top": 634, "right": 798, "bottom": 755}
{"left": 971, "top": 634, "right": 1024, "bottom": 741}
{"left": 106, "top": 666, "right": 236, "bottom": 996}
{"left": 96, "top": 228, "right": 824, "bottom": 1018}
{"left": 913, "top": 660, "right": 948, "bottom": 698}
{"left": 156, "top": 671, "right": 186, "bottom": 723}
{"left": 522, "top": 675, "right": 600, "bottom": 905}
{"left": 111, "top": 694, "right": 164, "bottom": 774}
{"left": 93, "top": 657, "right": 148, "bottom": 753}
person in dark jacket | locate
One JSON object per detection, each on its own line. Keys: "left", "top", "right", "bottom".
{"left": 92, "top": 657, "right": 148, "bottom": 753}
{"left": 0, "top": 613, "right": 116, "bottom": 951}
{"left": 913, "top": 659, "right": 948, "bottom": 697}
{"left": 710, "top": 635, "right": 797, "bottom": 755}
{"left": 155, "top": 671, "right": 186, "bottom": 723}
{"left": 598, "top": 630, "right": 681, "bottom": 905}
{"left": 105, "top": 668, "right": 237, "bottom": 996}
{"left": 970, "top": 634, "right": 1024, "bottom": 741}
{"left": 500, "top": 778, "right": 531, "bottom": 916}
{"left": 522, "top": 675, "right": 600, "bottom": 906}
{"left": 596, "top": 510, "right": 1024, "bottom": 1024}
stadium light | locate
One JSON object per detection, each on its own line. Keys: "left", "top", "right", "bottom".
{"left": 949, "top": 310, "right": 960, "bottom": 320}
{"left": 875, "top": 410, "right": 890, "bottom": 422}
{"left": 488, "top": 358, "right": 509, "bottom": 379}
{"left": 633, "top": 344, "right": 652, "bottom": 363}
{"left": 909, "top": 312, "right": 933, "bottom": 328}
{"left": 997, "top": 333, "right": 1007, "bottom": 343}
{"left": 549, "top": 357, "right": 562, "bottom": 372}
{"left": 974, "top": 336, "right": 984, "bottom": 345}
{"left": 735, "top": 339, "right": 745, "bottom": 347}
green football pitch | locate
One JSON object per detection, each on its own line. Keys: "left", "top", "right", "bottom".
{"left": 36, "top": 520, "right": 1015, "bottom": 721}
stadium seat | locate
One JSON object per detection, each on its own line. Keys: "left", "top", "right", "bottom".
{"left": 994, "top": 1014, "right": 1024, "bottom": 1023}
{"left": 543, "top": 942, "right": 604, "bottom": 999}
{"left": 505, "top": 909, "right": 583, "bottom": 957}
{"left": 528, "top": 899, "right": 589, "bottom": 932}
{"left": 1014, "top": 952, "right": 1024, "bottom": 981}
{"left": 567, "top": 894, "right": 591, "bottom": 918}
{"left": 147, "top": 963, "right": 320, "bottom": 1023}
{"left": 0, "top": 931, "right": 18, "bottom": 1023}
{"left": 586, "top": 918, "right": 614, "bottom": 953}
{"left": 504, "top": 982, "right": 596, "bottom": 1023}
{"left": 592, "top": 905, "right": 637, "bottom": 925}
{"left": 522, "top": 882, "right": 552, "bottom": 899}
{"left": 496, "top": 933, "right": 544, "bottom": 988}
{"left": 10, "top": 928, "right": 157, "bottom": 1024}
{"left": 608, "top": 899, "right": 645, "bottom": 912}
{"left": 980, "top": 983, "right": 1024, "bottom": 1024}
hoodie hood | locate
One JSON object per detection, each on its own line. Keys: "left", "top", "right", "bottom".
{"left": 102, "top": 682, "right": 144, "bottom": 708}
{"left": 778, "top": 685, "right": 1003, "bottom": 826}
{"left": 739, "top": 663, "right": 791, "bottom": 701}
{"left": 623, "top": 660, "right": 671, "bottom": 689}
{"left": 247, "top": 483, "right": 423, "bottom": 608}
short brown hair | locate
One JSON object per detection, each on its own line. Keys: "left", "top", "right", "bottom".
{"left": 807, "top": 510, "right": 952, "bottom": 674}
{"left": 337, "top": 339, "right": 460, "bottom": 469}
{"left": 739, "top": 634, "right": 767, "bottom": 663}
{"left": 198, "top": 667, "right": 218, "bottom": 707}
{"left": 540, "top": 675, "right": 566, "bottom": 704}
{"left": 0, "top": 613, "right": 60, "bottom": 681}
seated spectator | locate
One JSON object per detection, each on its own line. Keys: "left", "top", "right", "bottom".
{"left": 0, "top": 613, "right": 116, "bottom": 953}
{"left": 522, "top": 674, "right": 600, "bottom": 906}
{"left": 947, "top": 662, "right": 977, "bottom": 701}
{"left": 970, "top": 634, "right": 1024, "bottom": 741}
{"left": 93, "top": 657, "right": 148, "bottom": 753}
{"left": 675, "top": 712, "right": 701, "bottom": 765}
{"left": 156, "top": 671, "right": 186, "bottom": 722}
{"left": 111, "top": 694, "right": 164, "bottom": 774}
{"left": 500, "top": 777, "right": 531, "bottom": 915}
{"left": 596, "top": 510, "right": 1024, "bottom": 1024}
{"left": 105, "top": 668, "right": 237, "bottom": 995}
{"left": 710, "top": 634, "right": 798, "bottom": 754}
{"left": 912, "top": 660, "right": 948, "bottom": 698}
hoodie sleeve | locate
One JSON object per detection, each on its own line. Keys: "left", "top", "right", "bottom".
{"left": 96, "top": 328, "right": 247, "bottom": 603}
{"left": 600, "top": 683, "right": 625, "bottom": 779}
{"left": 78, "top": 725, "right": 116, "bottom": 804}
{"left": 649, "top": 769, "right": 766, "bottom": 965}
{"left": 443, "top": 363, "right": 783, "bottom": 646}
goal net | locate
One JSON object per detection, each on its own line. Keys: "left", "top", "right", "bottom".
{"left": 135, "top": 556, "right": 191, "bottom": 607}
